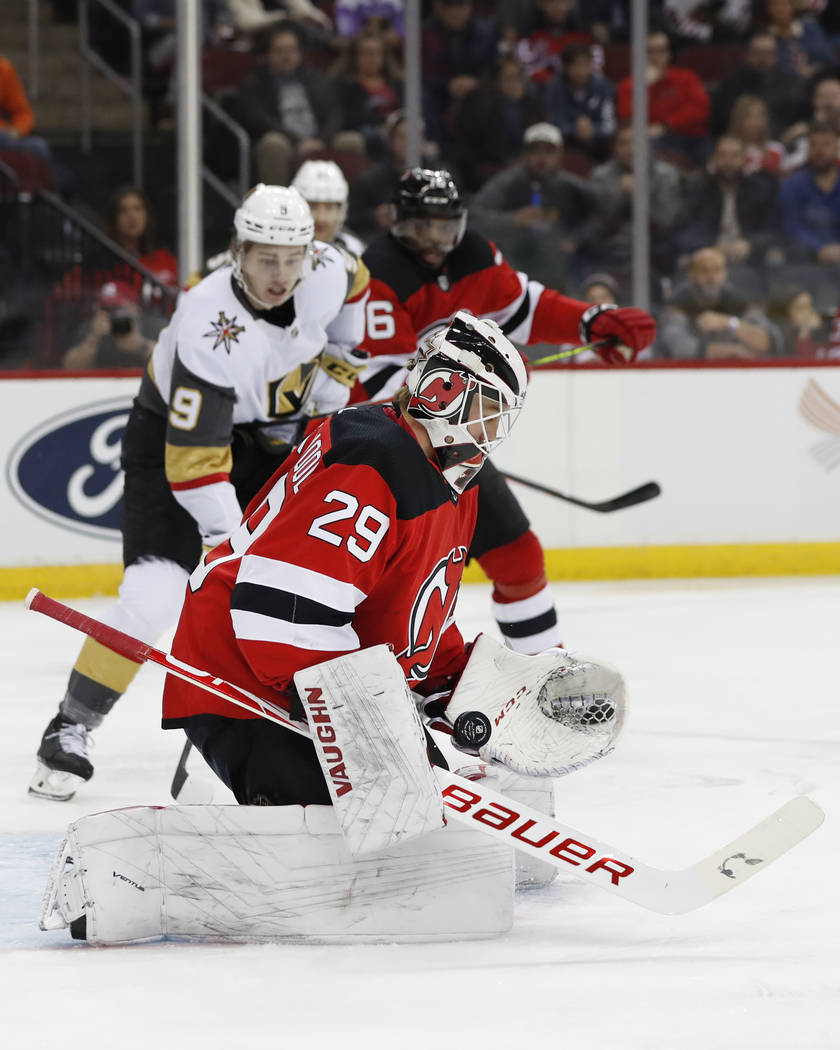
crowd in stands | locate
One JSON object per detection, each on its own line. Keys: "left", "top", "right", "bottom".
{"left": 2, "top": 0, "right": 840, "bottom": 368}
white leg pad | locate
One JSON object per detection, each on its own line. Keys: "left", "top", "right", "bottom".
{"left": 40, "top": 805, "right": 514, "bottom": 944}
{"left": 492, "top": 772, "right": 559, "bottom": 889}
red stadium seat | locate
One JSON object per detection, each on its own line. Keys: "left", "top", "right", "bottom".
{"left": 201, "top": 48, "right": 258, "bottom": 95}
{"left": 675, "top": 45, "right": 745, "bottom": 88}
{"left": 562, "top": 146, "right": 594, "bottom": 177}
{"left": 292, "top": 149, "right": 371, "bottom": 184}
{"left": 602, "top": 44, "right": 630, "bottom": 83}
{"left": 0, "top": 150, "right": 54, "bottom": 194}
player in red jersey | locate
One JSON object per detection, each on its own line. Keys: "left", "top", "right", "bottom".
{"left": 357, "top": 168, "right": 657, "bottom": 654}
{"left": 162, "top": 311, "right": 528, "bottom": 805}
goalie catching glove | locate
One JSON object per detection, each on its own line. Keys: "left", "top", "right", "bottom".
{"left": 580, "top": 303, "right": 657, "bottom": 365}
{"left": 440, "top": 634, "right": 626, "bottom": 777}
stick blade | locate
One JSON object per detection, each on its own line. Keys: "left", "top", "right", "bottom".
{"left": 689, "top": 795, "right": 824, "bottom": 906}
{"left": 605, "top": 480, "right": 661, "bottom": 510}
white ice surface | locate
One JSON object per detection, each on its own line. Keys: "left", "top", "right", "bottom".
{"left": 0, "top": 578, "right": 837, "bottom": 1049}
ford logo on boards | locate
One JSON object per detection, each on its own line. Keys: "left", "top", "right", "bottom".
{"left": 6, "top": 398, "right": 132, "bottom": 539}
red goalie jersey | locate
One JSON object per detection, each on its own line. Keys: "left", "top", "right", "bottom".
{"left": 162, "top": 404, "right": 477, "bottom": 727}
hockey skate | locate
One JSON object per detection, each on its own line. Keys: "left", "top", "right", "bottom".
{"left": 29, "top": 715, "right": 94, "bottom": 801}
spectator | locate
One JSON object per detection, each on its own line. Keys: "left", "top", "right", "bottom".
{"left": 657, "top": 246, "right": 781, "bottom": 359}
{"left": 677, "top": 135, "right": 781, "bottom": 275}
{"left": 767, "top": 285, "right": 833, "bottom": 357}
{"left": 710, "top": 30, "right": 807, "bottom": 137}
{"left": 580, "top": 271, "right": 621, "bottom": 304}
{"left": 237, "top": 22, "right": 363, "bottom": 186}
{"left": 821, "top": 304, "right": 840, "bottom": 357}
{"left": 449, "top": 55, "right": 545, "bottom": 191}
{"left": 663, "top": 0, "right": 751, "bottom": 45}
{"left": 762, "top": 0, "right": 837, "bottom": 79}
{"left": 779, "top": 123, "right": 840, "bottom": 265}
{"left": 421, "top": 0, "right": 499, "bottom": 145}
{"left": 100, "top": 185, "right": 178, "bottom": 291}
{"left": 587, "top": 123, "right": 682, "bottom": 290}
{"left": 0, "top": 51, "right": 55, "bottom": 174}
{"left": 782, "top": 75, "right": 840, "bottom": 168}
{"left": 332, "top": 27, "right": 403, "bottom": 155}
{"left": 62, "top": 281, "right": 155, "bottom": 371}
{"left": 544, "top": 42, "right": 616, "bottom": 160}
{"left": 469, "top": 121, "right": 604, "bottom": 288}
{"left": 726, "top": 94, "right": 788, "bottom": 175}
{"left": 347, "top": 110, "right": 438, "bottom": 240}
{"left": 549, "top": 270, "right": 624, "bottom": 364}
{"left": 616, "top": 31, "right": 710, "bottom": 165}
{"left": 513, "top": 0, "right": 596, "bottom": 85}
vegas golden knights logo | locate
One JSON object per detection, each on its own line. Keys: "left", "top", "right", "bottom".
{"left": 267, "top": 359, "right": 319, "bottom": 418}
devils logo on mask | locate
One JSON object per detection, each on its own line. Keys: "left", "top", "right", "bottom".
{"left": 397, "top": 545, "right": 468, "bottom": 680}
{"left": 412, "top": 367, "right": 470, "bottom": 418}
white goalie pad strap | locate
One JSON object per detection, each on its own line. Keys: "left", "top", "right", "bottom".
{"left": 445, "top": 633, "right": 626, "bottom": 777}
{"left": 39, "top": 805, "right": 513, "bottom": 945}
{"left": 294, "top": 645, "right": 445, "bottom": 855}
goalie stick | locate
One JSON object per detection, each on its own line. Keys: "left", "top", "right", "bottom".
{"left": 25, "top": 588, "right": 824, "bottom": 915}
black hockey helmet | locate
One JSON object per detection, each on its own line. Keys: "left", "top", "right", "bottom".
{"left": 393, "top": 168, "right": 465, "bottom": 222}
{"left": 391, "top": 169, "right": 467, "bottom": 265}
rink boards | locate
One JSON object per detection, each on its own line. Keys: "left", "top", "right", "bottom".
{"left": 1, "top": 365, "right": 838, "bottom": 598}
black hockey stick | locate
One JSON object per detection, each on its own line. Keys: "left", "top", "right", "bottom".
{"left": 501, "top": 472, "right": 661, "bottom": 513}
{"left": 170, "top": 738, "right": 192, "bottom": 799}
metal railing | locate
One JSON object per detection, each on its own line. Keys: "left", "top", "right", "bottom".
{"left": 78, "top": 0, "right": 144, "bottom": 188}
{"left": 201, "top": 93, "right": 251, "bottom": 208}
{"left": 27, "top": 0, "right": 39, "bottom": 99}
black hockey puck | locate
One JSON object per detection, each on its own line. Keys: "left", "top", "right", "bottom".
{"left": 453, "top": 711, "right": 492, "bottom": 749}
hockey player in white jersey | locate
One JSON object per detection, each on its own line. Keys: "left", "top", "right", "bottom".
{"left": 29, "top": 184, "right": 370, "bottom": 801}
{"left": 292, "top": 159, "right": 365, "bottom": 258}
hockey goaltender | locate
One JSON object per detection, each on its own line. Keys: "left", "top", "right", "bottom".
{"left": 39, "top": 310, "right": 631, "bottom": 944}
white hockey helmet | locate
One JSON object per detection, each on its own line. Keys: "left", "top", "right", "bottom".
{"left": 233, "top": 183, "right": 315, "bottom": 246}
{"left": 406, "top": 311, "right": 527, "bottom": 495}
{"left": 291, "top": 160, "right": 349, "bottom": 206}
{"left": 292, "top": 161, "right": 349, "bottom": 243}
{"left": 232, "top": 184, "right": 315, "bottom": 307}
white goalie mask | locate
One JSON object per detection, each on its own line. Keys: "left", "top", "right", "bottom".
{"left": 231, "top": 184, "right": 315, "bottom": 308}
{"left": 406, "top": 311, "right": 527, "bottom": 495}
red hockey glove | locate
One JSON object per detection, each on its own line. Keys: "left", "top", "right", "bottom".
{"left": 580, "top": 304, "right": 657, "bottom": 365}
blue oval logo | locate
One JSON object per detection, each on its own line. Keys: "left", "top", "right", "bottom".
{"left": 6, "top": 398, "right": 132, "bottom": 539}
